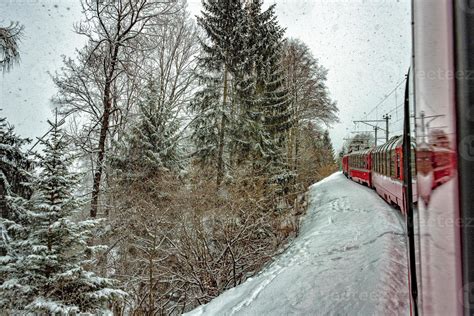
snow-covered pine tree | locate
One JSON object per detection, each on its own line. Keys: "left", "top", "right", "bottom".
{"left": 320, "top": 129, "right": 336, "bottom": 168}
{"left": 261, "top": 60, "right": 293, "bottom": 176}
{"left": 114, "top": 78, "right": 184, "bottom": 179}
{"left": 233, "top": 0, "right": 292, "bottom": 181}
{"left": 0, "top": 116, "right": 32, "bottom": 218}
{"left": 1, "top": 117, "right": 126, "bottom": 313}
{"left": 192, "top": 0, "right": 247, "bottom": 184}
{"left": 322, "top": 130, "right": 335, "bottom": 157}
{"left": 190, "top": 72, "right": 222, "bottom": 167}
{"left": 0, "top": 116, "right": 33, "bottom": 306}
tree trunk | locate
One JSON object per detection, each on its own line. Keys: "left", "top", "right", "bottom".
{"left": 216, "top": 65, "right": 228, "bottom": 186}
{"left": 148, "top": 255, "right": 154, "bottom": 315}
{"left": 90, "top": 44, "right": 119, "bottom": 218}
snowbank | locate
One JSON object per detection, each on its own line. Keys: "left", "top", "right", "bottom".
{"left": 185, "top": 172, "right": 410, "bottom": 315}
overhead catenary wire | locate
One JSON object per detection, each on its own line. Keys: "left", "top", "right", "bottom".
{"left": 362, "top": 78, "right": 406, "bottom": 121}
{"left": 347, "top": 77, "right": 408, "bottom": 148}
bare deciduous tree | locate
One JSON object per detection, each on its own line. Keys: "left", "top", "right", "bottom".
{"left": 53, "top": 0, "right": 181, "bottom": 217}
{"left": 282, "top": 38, "right": 338, "bottom": 174}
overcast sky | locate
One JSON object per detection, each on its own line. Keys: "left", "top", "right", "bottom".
{"left": 0, "top": 0, "right": 411, "bottom": 152}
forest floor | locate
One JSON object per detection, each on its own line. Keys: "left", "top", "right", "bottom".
{"left": 185, "top": 172, "right": 410, "bottom": 316}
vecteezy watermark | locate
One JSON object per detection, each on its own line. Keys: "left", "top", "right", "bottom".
{"left": 459, "top": 135, "right": 474, "bottom": 162}
{"left": 417, "top": 215, "right": 474, "bottom": 229}
{"left": 415, "top": 69, "right": 474, "bottom": 81}
{"left": 5, "top": 0, "right": 77, "bottom": 4}
{"left": 467, "top": 107, "right": 474, "bottom": 122}
{"left": 459, "top": 282, "right": 474, "bottom": 309}
{"left": 457, "top": 0, "right": 474, "bottom": 14}
{"left": 329, "top": 287, "right": 380, "bottom": 303}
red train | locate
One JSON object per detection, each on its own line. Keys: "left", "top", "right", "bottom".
{"left": 342, "top": 136, "right": 418, "bottom": 214}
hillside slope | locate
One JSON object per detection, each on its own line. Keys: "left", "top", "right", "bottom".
{"left": 185, "top": 172, "right": 410, "bottom": 315}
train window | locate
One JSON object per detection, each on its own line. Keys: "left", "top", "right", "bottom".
{"left": 381, "top": 148, "right": 386, "bottom": 174}
{"left": 379, "top": 150, "right": 382, "bottom": 174}
{"left": 411, "top": 147, "right": 416, "bottom": 176}
{"left": 376, "top": 152, "right": 379, "bottom": 173}
{"left": 375, "top": 151, "right": 378, "bottom": 173}
{"left": 388, "top": 149, "right": 392, "bottom": 177}
{"left": 377, "top": 151, "right": 380, "bottom": 173}
{"left": 378, "top": 150, "right": 381, "bottom": 174}
{"left": 377, "top": 152, "right": 381, "bottom": 173}
{"left": 392, "top": 149, "right": 396, "bottom": 178}
{"left": 382, "top": 149, "right": 385, "bottom": 175}
{"left": 379, "top": 151, "right": 381, "bottom": 173}
{"left": 373, "top": 153, "right": 376, "bottom": 172}
{"left": 396, "top": 153, "right": 401, "bottom": 179}
{"left": 382, "top": 148, "right": 385, "bottom": 175}
{"left": 389, "top": 149, "right": 392, "bottom": 177}
{"left": 380, "top": 150, "right": 383, "bottom": 174}
{"left": 383, "top": 149, "right": 386, "bottom": 175}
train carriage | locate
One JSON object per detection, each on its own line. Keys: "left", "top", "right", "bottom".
{"left": 346, "top": 148, "right": 372, "bottom": 187}
{"left": 343, "top": 136, "right": 417, "bottom": 214}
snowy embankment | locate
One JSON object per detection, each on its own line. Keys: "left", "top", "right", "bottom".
{"left": 185, "top": 172, "right": 410, "bottom": 315}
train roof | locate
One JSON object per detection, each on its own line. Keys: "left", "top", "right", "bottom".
{"left": 344, "top": 135, "right": 411, "bottom": 157}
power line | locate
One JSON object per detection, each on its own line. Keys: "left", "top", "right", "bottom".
{"left": 362, "top": 78, "right": 406, "bottom": 121}
{"left": 347, "top": 77, "right": 407, "bottom": 149}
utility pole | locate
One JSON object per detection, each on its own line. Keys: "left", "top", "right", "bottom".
{"left": 353, "top": 119, "right": 387, "bottom": 146}
{"left": 413, "top": 111, "right": 444, "bottom": 143}
{"left": 374, "top": 125, "right": 378, "bottom": 146}
{"left": 383, "top": 114, "right": 392, "bottom": 142}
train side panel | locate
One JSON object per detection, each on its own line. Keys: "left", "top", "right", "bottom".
{"left": 413, "top": 0, "right": 463, "bottom": 314}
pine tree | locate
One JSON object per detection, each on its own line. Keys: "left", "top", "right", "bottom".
{"left": 322, "top": 130, "right": 335, "bottom": 157}
{"left": 193, "top": 0, "right": 247, "bottom": 184}
{"left": 0, "top": 116, "right": 32, "bottom": 219}
{"left": 0, "top": 116, "right": 33, "bottom": 305}
{"left": 1, "top": 117, "right": 126, "bottom": 313}
{"left": 233, "top": 0, "right": 292, "bottom": 180}
{"left": 190, "top": 73, "right": 223, "bottom": 167}
{"left": 114, "top": 78, "right": 185, "bottom": 179}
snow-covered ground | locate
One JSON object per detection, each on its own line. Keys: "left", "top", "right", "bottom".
{"left": 185, "top": 172, "right": 410, "bottom": 316}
